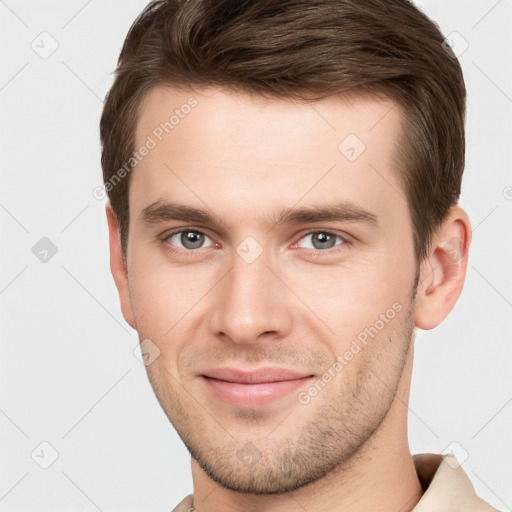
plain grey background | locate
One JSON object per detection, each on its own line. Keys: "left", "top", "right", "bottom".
{"left": 1, "top": 0, "right": 511, "bottom": 510}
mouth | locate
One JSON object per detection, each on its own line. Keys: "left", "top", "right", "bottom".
{"left": 200, "top": 367, "right": 315, "bottom": 408}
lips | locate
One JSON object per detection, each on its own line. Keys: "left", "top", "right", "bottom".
{"left": 202, "top": 366, "right": 313, "bottom": 383}
{"left": 201, "top": 366, "right": 315, "bottom": 408}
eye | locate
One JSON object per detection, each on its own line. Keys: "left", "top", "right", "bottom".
{"left": 164, "top": 228, "right": 215, "bottom": 251}
{"left": 295, "top": 231, "right": 347, "bottom": 253}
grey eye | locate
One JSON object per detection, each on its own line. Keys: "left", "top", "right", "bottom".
{"left": 297, "top": 232, "right": 344, "bottom": 251}
{"left": 168, "top": 230, "right": 213, "bottom": 250}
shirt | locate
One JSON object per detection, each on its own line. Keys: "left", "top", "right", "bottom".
{"left": 171, "top": 453, "right": 498, "bottom": 511}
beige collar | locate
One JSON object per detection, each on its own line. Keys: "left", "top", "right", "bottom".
{"left": 411, "top": 453, "right": 497, "bottom": 511}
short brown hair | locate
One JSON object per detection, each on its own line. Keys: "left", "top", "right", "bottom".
{"left": 100, "top": 0, "right": 466, "bottom": 263}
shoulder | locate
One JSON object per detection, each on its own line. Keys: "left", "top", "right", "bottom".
{"left": 170, "top": 493, "right": 194, "bottom": 512}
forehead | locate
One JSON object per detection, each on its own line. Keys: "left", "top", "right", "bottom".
{"left": 135, "top": 85, "right": 402, "bottom": 148}
{"left": 131, "top": 85, "right": 405, "bottom": 229}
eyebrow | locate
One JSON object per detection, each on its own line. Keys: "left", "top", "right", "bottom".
{"left": 138, "top": 200, "right": 379, "bottom": 230}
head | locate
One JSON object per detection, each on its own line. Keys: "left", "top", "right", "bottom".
{"left": 101, "top": 0, "right": 471, "bottom": 495}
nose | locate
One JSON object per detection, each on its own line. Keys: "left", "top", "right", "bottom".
{"left": 208, "top": 248, "right": 294, "bottom": 345}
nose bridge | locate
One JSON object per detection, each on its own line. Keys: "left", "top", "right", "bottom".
{"left": 209, "top": 243, "right": 292, "bottom": 344}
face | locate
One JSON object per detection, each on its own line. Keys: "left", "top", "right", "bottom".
{"left": 120, "top": 86, "right": 422, "bottom": 493}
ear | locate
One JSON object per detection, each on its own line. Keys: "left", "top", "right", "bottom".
{"left": 106, "top": 202, "right": 136, "bottom": 330}
{"left": 414, "top": 205, "right": 472, "bottom": 330}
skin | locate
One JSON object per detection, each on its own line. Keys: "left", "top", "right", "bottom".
{"left": 106, "top": 85, "right": 471, "bottom": 512}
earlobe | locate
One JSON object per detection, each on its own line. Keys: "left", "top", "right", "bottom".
{"left": 414, "top": 206, "right": 472, "bottom": 331}
{"left": 105, "top": 203, "right": 137, "bottom": 330}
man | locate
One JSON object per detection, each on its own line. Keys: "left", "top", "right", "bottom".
{"left": 100, "top": 0, "right": 497, "bottom": 510}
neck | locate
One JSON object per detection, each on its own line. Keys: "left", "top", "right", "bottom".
{"left": 190, "top": 342, "right": 423, "bottom": 512}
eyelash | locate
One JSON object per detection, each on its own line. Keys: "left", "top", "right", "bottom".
{"left": 159, "top": 228, "right": 351, "bottom": 257}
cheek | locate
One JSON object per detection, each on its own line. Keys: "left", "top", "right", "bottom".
{"left": 128, "top": 258, "right": 213, "bottom": 344}
{"left": 281, "top": 257, "right": 407, "bottom": 338}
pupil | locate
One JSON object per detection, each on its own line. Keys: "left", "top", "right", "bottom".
{"left": 183, "top": 231, "right": 203, "bottom": 249}
{"left": 314, "top": 232, "right": 334, "bottom": 249}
